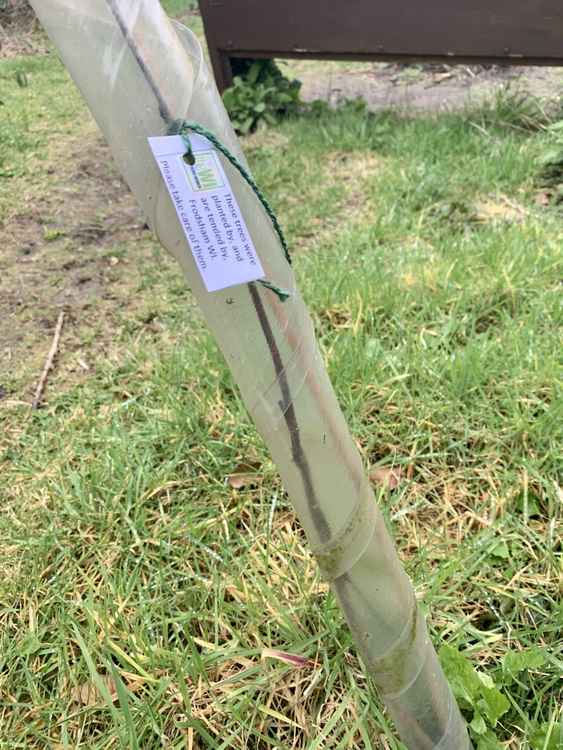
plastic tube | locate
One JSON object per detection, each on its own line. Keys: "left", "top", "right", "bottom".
{"left": 29, "top": 2, "right": 472, "bottom": 747}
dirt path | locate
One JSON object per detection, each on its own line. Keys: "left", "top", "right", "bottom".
{"left": 0, "top": 129, "right": 178, "bottom": 403}
{"left": 294, "top": 61, "right": 562, "bottom": 113}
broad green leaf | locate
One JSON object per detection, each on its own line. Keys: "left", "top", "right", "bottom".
{"left": 503, "top": 648, "right": 547, "bottom": 676}
{"left": 19, "top": 632, "right": 41, "bottom": 656}
{"left": 476, "top": 730, "right": 503, "bottom": 750}
{"left": 478, "top": 672, "right": 495, "bottom": 689}
{"left": 478, "top": 686, "right": 510, "bottom": 726}
{"left": 490, "top": 540, "right": 510, "bottom": 559}
{"left": 246, "top": 61, "right": 262, "bottom": 85}
{"left": 439, "top": 645, "right": 481, "bottom": 704}
{"left": 470, "top": 711, "right": 488, "bottom": 735}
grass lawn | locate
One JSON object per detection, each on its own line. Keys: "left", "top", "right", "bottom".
{"left": 0, "top": 6, "right": 562, "bottom": 750}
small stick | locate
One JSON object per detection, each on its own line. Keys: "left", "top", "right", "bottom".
{"left": 32, "top": 310, "right": 64, "bottom": 409}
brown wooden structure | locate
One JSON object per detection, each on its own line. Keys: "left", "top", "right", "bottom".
{"left": 198, "top": 0, "right": 563, "bottom": 92}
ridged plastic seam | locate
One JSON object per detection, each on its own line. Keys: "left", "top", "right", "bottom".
{"left": 310, "top": 478, "right": 377, "bottom": 581}
{"left": 365, "top": 600, "right": 428, "bottom": 696}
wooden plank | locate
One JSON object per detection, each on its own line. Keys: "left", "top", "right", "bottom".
{"left": 199, "top": 0, "right": 563, "bottom": 65}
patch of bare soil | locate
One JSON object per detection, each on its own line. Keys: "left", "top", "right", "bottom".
{"left": 0, "top": 135, "right": 175, "bottom": 403}
{"left": 0, "top": 3, "right": 49, "bottom": 59}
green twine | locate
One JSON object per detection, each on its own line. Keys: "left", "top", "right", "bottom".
{"left": 168, "top": 120, "right": 291, "bottom": 302}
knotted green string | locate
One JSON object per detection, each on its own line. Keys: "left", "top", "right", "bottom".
{"left": 168, "top": 120, "right": 291, "bottom": 302}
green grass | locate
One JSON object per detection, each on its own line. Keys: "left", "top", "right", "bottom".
{"left": 1, "top": 43, "right": 562, "bottom": 750}
{"left": 0, "top": 53, "right": 88, "bottom": 186}
{"left": 160, "top": 0, "right": 198, "bottom": 17}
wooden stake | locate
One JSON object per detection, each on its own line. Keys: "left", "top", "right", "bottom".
{"left": 32, "top": 310, "right": 64, "bottom": 409}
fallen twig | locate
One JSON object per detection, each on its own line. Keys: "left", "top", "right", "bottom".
{"left": 32, "top": 310, "right": 64, "bottom": 409}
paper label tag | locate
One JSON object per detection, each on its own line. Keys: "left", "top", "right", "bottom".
{"left": 148, "top": 134, "right": 265, "bottom": 292}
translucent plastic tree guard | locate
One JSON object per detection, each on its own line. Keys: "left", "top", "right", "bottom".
{"left": 29, "top": 1, "right": 473, "bottom": 747}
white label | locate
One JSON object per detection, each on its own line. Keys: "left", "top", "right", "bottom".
{"left": 148, "top": 134, "right": 265, "bottom": 292}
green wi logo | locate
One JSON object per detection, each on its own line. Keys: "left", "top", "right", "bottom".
{"left": 185, "top": 151, "right": 224, "bottom": 192}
